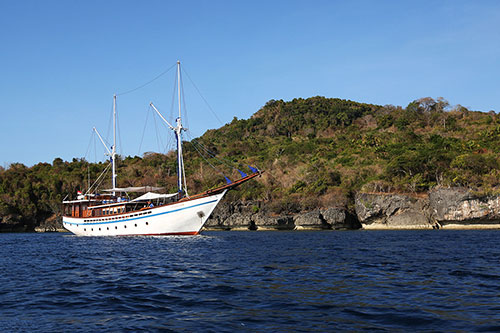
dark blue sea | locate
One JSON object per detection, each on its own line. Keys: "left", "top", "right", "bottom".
{"left": 0, "top": 230, "right": 499, "bottom": 332}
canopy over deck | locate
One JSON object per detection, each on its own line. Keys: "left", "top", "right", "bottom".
{"left": 131, "top": 192, "right": 178, "bottom": 202}
{"left": 102, "top": 186, "right": 164, "bottom": 193}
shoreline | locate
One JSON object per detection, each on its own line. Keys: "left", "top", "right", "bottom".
{"left": 8, "top": 186, "right": 500, "bottom": 233}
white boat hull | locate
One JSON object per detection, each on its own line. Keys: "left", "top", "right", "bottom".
{"left": 62, "top": 191, "right": 225, "bottom": 236}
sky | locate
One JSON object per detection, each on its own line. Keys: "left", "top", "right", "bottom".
{"left": 1, "top": 0, "right": 499, "bottom": 167}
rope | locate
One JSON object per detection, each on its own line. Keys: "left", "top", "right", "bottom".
{"left": 169, "top": 71, "right": 177, "bottom": 124}
{"left": 182, "top": 65, "right": 224, "bottom": 126}
{"left": 187, "top": 133, "right": 243, "bottom": 171}
{"left": 181, "top": 148, "right": 189, "bottom": 197}
{"left": 84, "top": 129, "right": 94, "bottom": 161}
{"left": 85, "top": 162, "right": 111, "bottom": 195}
{"left": 138, "top": 105, "right": 151, "bottom": 155}
{"left": 116, "top": 63, "right": 177, "bottom": 96}
{"left": 117, "top": 107, "right": 123, "bottom": 157}
{"left": 180, "top": 69, "right": 190, "bottom": 131}
{"left": 188, "top": 139, "right": 229, "bottom": 180}
{"left": 92, "top": 164, "right": 111, "bottom": 193}
{"left": 152, "top": 106, "right": 164, "bottom": 153}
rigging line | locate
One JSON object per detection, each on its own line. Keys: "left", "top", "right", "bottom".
{"left": 182, "top": 65, "right": 224, "bottom": 126}
{"left": 188, "top": 140, "right": 227, "bottom": 178}
{"left": 169, "top": 68, "right": 177, "bottom": 125}
{"left": 93, "top": 164, "right": 111, "bottom": 193}
{"left": 163, "top": 119, "right": 174, "bottom": 154}
{"left": 187, "top": 135, "right": 229, "bottom": 167}
{"left": 190, "top": 136, "right": 256, "bottom": 176}
{"left": 116, "top": 63, "right": 177, "bottom": 96}
{"left": 186, "top": 133, "right": 241, "bottom": 170}
{"left": 192, "top": 142, "right": 239, "bottom": 173}
{"left": 138, "top": 105, "right": 151, "bottom": 155}
{"left": 181, "top": 148, "right": 189, "bottom": 197}
{"left": 105, "top": 100, "right": 113, "bottom": 151}
{"left": 152, "top": 105, "right": 164, "bottom": 153}
{"left": 84, "top": 129, "right": 94, "bottom": 161}
{"left": 117, "top": 107, "right": 123, "bottom": 157}
{"left": 181, "top": 71, "right": 190, "bottom": 132}
{"left": 85, "top": 162, "right": 111, "bottom": 195}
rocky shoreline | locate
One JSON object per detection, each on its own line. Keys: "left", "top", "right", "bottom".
{"left": 204, "top": 201, "right": 361, "bottom": 231}
{"left": 205, "top": 187, "right": 500, "bottom": 231}
{"left": 355, "top": 187, "right": 500, "bottom": 230}
{"left": 5, "top": 187, "right": 500, "bottom": 232}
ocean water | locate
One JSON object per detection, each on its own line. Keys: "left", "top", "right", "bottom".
{"left": 0, "top": 230, "right": 499, "bottom": 332}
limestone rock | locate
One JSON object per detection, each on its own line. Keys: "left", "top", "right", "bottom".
{"left": 429, "top": 187, "right": 500, "bottom": 228}
{"left": 206, "top": 200, "right": 362, "bottom": 231}
{"left": 293, "top": 210, "right": 329, "bottom": 230}
{"left": 36, "top": 214, "right": 65, "bottom": 232}
{"left": 355, "top": 192, "right": 432, "bottom": 229}
{"left": 224, "top": 213, "right": 254, "bottom": 230}
{"left": 320, "top": 208, "right": 361, "bottom": 230}
{"left": 253, "top": 214, "right": 294, "bottom": 230}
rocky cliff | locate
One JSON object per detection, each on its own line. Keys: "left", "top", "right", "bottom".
{"left": 429, "top": 188, "right": 500, "bottom": 229}
{"left": 354, "top": 187, "right": 500, "bottom": 229}
{"left": 0, "top": 214, "right": 31, "bottom": 232}
{"left": 205, "top": 200, "right": 361, "bottom": 231}
{"left": 354, "top": 192, "right": 434, "bottom": 229}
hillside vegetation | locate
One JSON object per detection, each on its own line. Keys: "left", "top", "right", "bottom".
{"left": 1, "top": 96, "right": 500, "bottom": 229}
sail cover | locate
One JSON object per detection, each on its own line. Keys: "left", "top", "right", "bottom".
{"left": 131, "top": 192, "right": 178, "bottom": 202}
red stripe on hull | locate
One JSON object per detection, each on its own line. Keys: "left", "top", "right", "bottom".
{"left": 120, "top": 231, "right": 199, "bottom": 236}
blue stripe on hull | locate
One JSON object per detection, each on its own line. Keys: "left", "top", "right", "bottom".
{"left": 63, "top": 199, "right": 218, "bottom": 226}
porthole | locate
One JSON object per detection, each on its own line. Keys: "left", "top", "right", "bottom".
{"left": 146, "top": 222, "right": 149, "bottom": 225}
{"left": 99, "top": 228, "right": 101, "bottom": 231}
{"left": 115, "top": 226, "right": 118, "bottom": 230}
{"left": 134, "top": 224, "right": 137, "bottom": 227}
{"left": 124, "top": 225, "right": 127, "bottom": 228}
{"left": 91, "top": 228, "right": 93, "bottom": 231}
{"left": 84, "top": 228, "right": 86, "bottom": 231}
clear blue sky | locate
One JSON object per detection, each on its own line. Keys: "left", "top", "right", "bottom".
{"left": 1, "top": 0, "right": 499, "bottom": 167}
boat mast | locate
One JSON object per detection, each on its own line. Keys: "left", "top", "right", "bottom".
{"left": 149, "top": 61, "right": 186, "bottom": 198}
{"left": 175, "top": 61, "right": 185, "bottom": 196}
{"left": 112, "top": 94, "right": 117, "bottom": 196}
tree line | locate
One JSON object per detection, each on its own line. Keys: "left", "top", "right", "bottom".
{"left": 1, "top": 96, "right": 499, "bottom": 229}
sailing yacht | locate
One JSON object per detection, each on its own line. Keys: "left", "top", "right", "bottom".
{"left": 62, "top": 61, "right": 260, "bottom": 236}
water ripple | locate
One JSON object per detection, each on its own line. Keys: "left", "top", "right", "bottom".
{"left": 0, "top": 230, "right": 499, "bottom": 331}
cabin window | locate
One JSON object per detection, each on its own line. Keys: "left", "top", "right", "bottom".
{"left": 107, "top": 227, "right": 109, "bottom": 230}
{"left": 115, "top": 226, "right": 118, "bottom": 230}
{"left": 134, "top": 224, "right": 137, "bottom": 227}
{"left": 145, "top": 222, "right": 148, "bottom": 225}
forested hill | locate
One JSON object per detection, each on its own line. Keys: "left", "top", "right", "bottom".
{"left": 1, "top": 96, "right": 500, "bottom": 230}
